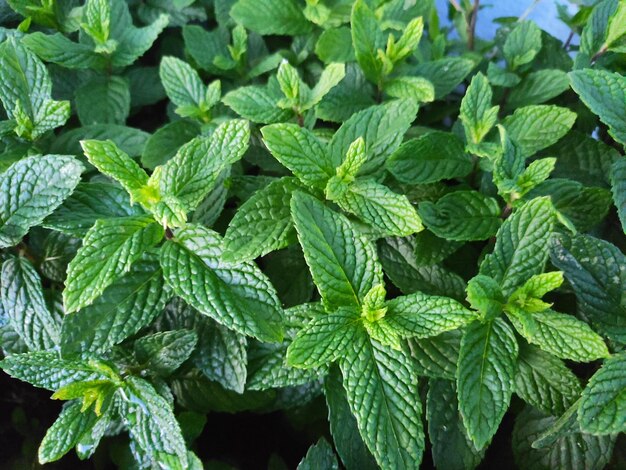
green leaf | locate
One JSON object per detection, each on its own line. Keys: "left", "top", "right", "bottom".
{"left": 383, "top": 76, "right": 434, "bottom": 103}
{"left": 0, "top": 38, "right": 70, "bottom": 139}
{"left": 466, "top": 274, "right": 504, "bottom": 319}
{"left": 506, "top": 69, "right": 569, "bottom": 109}
{"left": 38, "top": 401, "right": 100, "bottom": 464}
{"left": 122, "top": 376, "right": 188, "bottom": 468}
{"left": 43, "top": 182, "right": 144, "bottom": 237}
{"left": 140, "top": 121, "right": 200, "bottom": 170}
{"left": 261, "top": 124, "right": 334, "bottom": 188}
{"left": 387, "top": 132, "right": 473, "bottom": 184}
{"left": 134, "top": 330, "right": 198, "bottom": 375}
{"left": 418, "top": 191, "right": 501, "bottom": 241}
{"left": 290, "top": 191, "right": 383, "bottom": 308}
{"left": 516, "top": 309, "right": 608, "bottom": 362}
{"left": 328, "top": 99, "right": 418, "bottom": 175}
{"left": 457, "top": 318, "right": 518, "bottom": 449}
{"left": 612, "top": 159, "right": 626, "bottom": 233}
{"left": 385, "top": 290, "right": 475, "bottom": 339}
{"left": 550, "top": 131, "right": 619, "bottom": 188}
{"left": 350, "top": 0, "right": 384, "bottom": 84}
{"left": 223, "top": 177, "right": 299, "bottom": 262}
{"left": 223, "top": 84, "right": 292, "bottom": 124}
{"left": 81, "top": 0, "right": 111, "bottom": 45}
{"left": 378, "top": 237, "right": 466, "bottom": 301}
{"left": 0, "top": 352, "right": 109, "bottom": 391}
{"left": 153, "top": 119, "right": 249, "bottom": 211}
{"left": 0, "top": 155, "right": 83, "bottom": 248}
{"left": 480, "top": 197, "right": 555, "bottom": 296}
{"left": 503, "top": 21, "right": 542, "bottom": 69}
{"left": 460, "top": 72, "right": 499, "bottom": 145}
{"left": 515, "top": 344, "right": 581, "bottom": 416}
{"left": 304, "top": 62, "right": 345, "bottom": 110}
{"left": 287, "top": 308, "right": 359, "bottom": 369}
{"left": 340, "top": 329, "right": 424, "bottom": 470}
{"left": 324, "top": 366, "right": 378, "bottom": 470}
{"left": 528, "top": 179, "right": 611, "bottom": 231}
{"left": 230, "top": 0, "right": 312, "bottom": 35}
{"left": 315, "top": 27, "right": 355, "bottom": 64}
{"left": 512, "top": 406, "right": 615, "bottom": 470}
{"left": 330, "top": 178, "right": 423, "bottom": 237}
{"left": 75, "top": 76, "right": 131, "bottom": 125}
{"left": 81, "top": 140, "right": 149, "bottom": 198}
{"left": 550, "top": 234, "right": 626, "bottom": 344}
{"left": 63, "top": 216, "right": 164, "bottom": 313}
{"left": 578, "top": 353, "right": 626, "bottom": 435}
{"left": 502, "top": 105, "right": 576, "bottom": 158}
{"left": 570, "top": 69, "right": 626, "bottom": 146}
{"left": 22, "top": 32, "right": 105, "bottom": 69}
{"left": 427, "top": 379, "right": 484, "bottom": 470}
{"left": 297, "top": 438, "right": 339, "bottom": 470}
{"left": 159, "top": 56, "right": 206, "bottom": 111}
{"left": 160, "top": 224, "right": 284, "bottom": 342}
{"left": 61, "top": 258, "right": 171, "bottom": 355}
{"left": 316, "top": 63, "right": 375, "bottom": 123}
{"left": 1, "top": 257, "right": 59, "bottom": 350}
{"left": 412, "top": 58, "right": 474, "bottom": 98}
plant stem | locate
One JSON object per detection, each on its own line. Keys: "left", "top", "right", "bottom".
{"left": 467, "top": 0, "right": 480, "bottom": 51}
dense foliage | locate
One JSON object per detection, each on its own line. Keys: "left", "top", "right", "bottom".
{"left": 0, "top": 0, "right": 625, "bottom": 468}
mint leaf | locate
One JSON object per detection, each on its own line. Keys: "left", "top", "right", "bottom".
{"left": 412, "top": 58, "right": 474, "bottom": 98}
{"left": 0, "top": 352, "right": 108, "bottom": 391}
{"left": 578, "top": 353, "right": 626, "bottom": 435}
{"left": 418, "top": 191, "right": 501, "bottom": 241}
{"left": 81, "top": 140, "right": 149, "bottom": 197}
{"left": 160, "top": 224, "right": 284, "bottom": 342}
{"left": 261, "top": 124, "right": 334, "bottom": 189}
{"left": 154, "top": 119, "right": 249, "bottom": 211}
{"left": 230, "top": 0, "right": 312, "bottom": 35}
{"left": 75, "top": 76, "right": 131, "bottom": 125}
{"left": 223, "top": 84, "right": 292, "bottom": 124}
{"left": 38, "top": 401, "right": 100, "bottom": 464}
{"left": 515, "top": 344, "right": 581, "bottom": 416}
{"left": 329, "top": 99, "right": 418, "bottom": 175}
{"left": 569, "top": 69, "right": 626, "bottom": 146}
{"left": 43, "top": 182, "right": 144, "bottom": 237}
{"left": 0, "top": 155, "right": 83, "bottom": 248}
{"left": 134, "top": 330, "right": 198, "bottom": 376}
{"left": 427, "top": 379, "right": 484, "bottom": 470}
{"left": 551, "top": 234, "right": 626, "bottom": 344}
{"left": 512, "top": 310, "right": 609, "bottom": 362}
{"left": 1, "top": 257, "right": 60, "bottom": 350}
{"left": 506, "top": 69, "right": 569, "bottom": 109}
{"left": 297, "top": 438, "right": 339, "bottom": 470}
{"left": 287, "top": 308, "right": 359, "bottom": 369}
{"left": 61, "top": 258, "right": 171, "bottom": 355}
{"left": 290, "top": 191, "right": 383, "bottom": 308}
{"left": 63, "top": 216, "right": 164, "bottom": 313}
{"left": 611, "top": 159, "right": 626, "bottom": 232}
{"left": 0, "top": 38, "right": 70, "bottom": 139}
{"left": 324, "top": 367, "right": 378, "bottom": 470}
{"left": 385, "top": 290, "right": 475, "bottom": 338}
{"left": 223, "top": 177, "right": 299, "bottom": 262}
{"left": 460, "top": 72, "right": 499, "bottom": 145}
{"left": 503, "top": 21, "right": 542, "bottom": 69}
{"left": 330, "top": 178, "right": 423, "bottom": 237}
{"left": 387, "top": 132, "right": 472, "bottom": 184}
{"left": 457, "top": 318, "right": 518, "bottom": 449}
{"left": 340, "top": 329, "right": 424, "bottom": 469}
{"left": 502, "top": 105, "right": 576, "bottom": 158}
{"left": 480, "top": 197, "right": 555, "bottom": 296}
{"left": 121, "top": 376, "right": 188, "bottom": 468}
{"left": 350, "top": 0, "right": 384, "bottom": 84}
{"left": 159, "top": 56, "right": 206, "bottom": 112}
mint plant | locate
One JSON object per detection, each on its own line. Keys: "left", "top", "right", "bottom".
{"left": 0, "top": 0, "right": 625, "bottom": 468}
